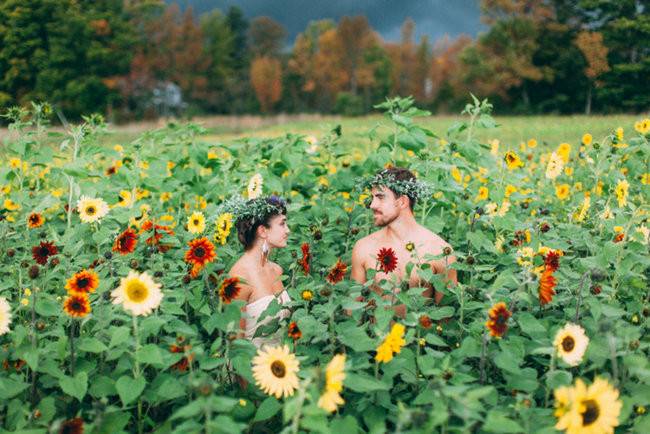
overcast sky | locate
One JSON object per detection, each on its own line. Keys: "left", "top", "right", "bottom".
{"left": 172, "top": 0, "right": 484, "bottom": 46}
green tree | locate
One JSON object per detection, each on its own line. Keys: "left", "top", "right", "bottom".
{"left": 248, "top": 16, "right": 286, "bottom": 58}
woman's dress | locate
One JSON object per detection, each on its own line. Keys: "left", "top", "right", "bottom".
{"left": 244, "top": 290, "right": 291, "bottom": 348}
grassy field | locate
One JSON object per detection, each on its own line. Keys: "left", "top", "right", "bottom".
{"left": 2, "top": 112, "right": 647, "bottom": 155}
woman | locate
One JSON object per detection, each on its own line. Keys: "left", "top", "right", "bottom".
{"left": 229, "top": 196, "right": 291, "bottom": 348}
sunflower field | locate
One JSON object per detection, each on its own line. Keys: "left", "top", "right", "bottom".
{"left": 0, "top": 97, "right": 649, "bottom": 433}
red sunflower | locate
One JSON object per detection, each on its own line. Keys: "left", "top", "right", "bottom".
{"left": 27, "top": 212, "right": 44, "bottom": 228}
{"left": 298, "top": 243, "right": 311, "bottom": 275}
{"left": 184, "top": 237, "right": 216, "bottom": 274}
{"left": 485, "top": 302, "right": 511, "bottom": 338}
{"left": 113, "top": 228, "right": 138, "bottom": 255}
{"left": 539, "top": 269, "right": 557, "bottom": 306}
{"left": 327, "top": 257, "right": 348, "bottom": 283}
{"left": 419, "top": 314, "right": 433, "bottom": 329}
{"left": 376, "top": 247, "right": 398, "bottom": 273}
{"left": 58, "top": 417, "right": 84, "bottom": 434}
{"left": 32, "top": 241, "right": 58, "bottom": 265}
{"left": 544, "top": 251, "right": 561, "bottom": 272}
{"left": 170, "top": 344, "right": 194, "bottom": 371}
{"left": 140, "top": 220, "right": 175, "bottom": 253}
{"left": 288, "top": 321, "right": 302, "bottom": 339}
{"left": 62, "top": 294, "right": 91, "bottom": 318}
{"left": 218, "top": 277, "right": 241, "bottom": 303}
{"left": 65, "top": 269, "right": 99, "bottom": 295}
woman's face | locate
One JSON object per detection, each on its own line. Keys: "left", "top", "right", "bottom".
{"left": 265, "top": 214, "right": 290, "bottom": 248}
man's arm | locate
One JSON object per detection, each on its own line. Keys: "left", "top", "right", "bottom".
{"left": 433, "top": 250, "right": 457, "bottom": 305}
{"left": 350, "top": 242, "right": 367, "bottom": 285}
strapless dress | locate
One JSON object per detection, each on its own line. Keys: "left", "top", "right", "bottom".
{"left": 244, "top": 290, "right": 291, "bottom": 348}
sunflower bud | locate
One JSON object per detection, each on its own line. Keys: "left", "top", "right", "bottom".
{"left": 540, "top": 222, "right": 550, "bottom": 233}
{"left": 182, "top": 274, "right": 191, "bottom": 284}
{"left": 103, "top": 251, "right": 112, "bottom": 260}
{"left": 7, "top": 249, "right": 15, "bottom": 257}
{"left": 29, "top": 265, "right": 39, "bottom": 279}
{"left": 466, "top": 256, "right": 475, "bottom": 265}
{"left": 590, "top": 285, "right": 602, "bottom": 295}
{"left": 314, "top": 231, "right": 322, "bottom": 240}
{"left": 154, "top": 271, "right": 163, "bottom": 278}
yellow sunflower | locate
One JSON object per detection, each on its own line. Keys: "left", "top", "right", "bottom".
{"left": 615, "top": 179, "right": 629, "bottom": 207}
{"left": 111, "top": 270, "right": 163, "bottom": 316}
{"left": 214, "top": 213, "right": 233, "bottom": 244}
{"left": 582, "top": 134, "right": 592, "bottom": 146}
{"left": 77, "top": 195, "right": 109, "bottom": 223}
{"left": 0, "top": 296, "right": 12, "bottom": 335}
{"left": 505, "top": 184, "right": 518, "bottom": 197}
{"left": 318, "top": 354, "right": 346, "bottom": 413}
{"left": 556, "top": 184, "right": 570, "bottom": 200}
{"left": 187, "top": 211, "right": 205, "bottom": 234}
{"left": 505, "top": 152, "right": 524, "bottom": 169}
{"left": 555, "top": 377, "right": 622, "bottom": 434}
{"left": 451, "top": 167, "right": 462, "bottom": 184}
{"left": 247, "top": 173, "right": 264, "bottom": 199}
{"left": 474, "top": 186, "right": 488, "bottom": 202}
{"left": 553, "top": 323, "right": 589, "bottom": 366}
{"left": 252, "top": 345, "right": 300, "bottom": 399}
{"left": 574, "top": 196, "right": 590, "bottom": 222}
{"left": 546, "top": 152, "right": 565, "bottom": 179}
{"left": 375, "top": 323, "right": 406, "bottom": 363}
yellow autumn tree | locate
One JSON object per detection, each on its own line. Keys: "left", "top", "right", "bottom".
{"left": 574, "top": 31, "right": 610, "bottom": 115}
{"left": 250, "top": 55, "right": 283, "bottom": 113}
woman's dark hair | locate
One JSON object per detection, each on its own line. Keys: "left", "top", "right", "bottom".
{"left": 235, "top": 197, "right": 287, "bottom": 250}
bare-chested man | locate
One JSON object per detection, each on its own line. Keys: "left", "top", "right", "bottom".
{"left": 351, "top": 166, "right": 457, "bottom": 318}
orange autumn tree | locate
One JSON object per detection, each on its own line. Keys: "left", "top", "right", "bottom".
{"left": 574, "top": 31, "right": 610, "bottom": 115}
{"left": 250, "top": 55, "right": 283, "bottom": 113}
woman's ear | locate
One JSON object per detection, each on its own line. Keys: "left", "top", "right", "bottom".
{"left": 257, "top": 224, "right": 267, "bottom": 239}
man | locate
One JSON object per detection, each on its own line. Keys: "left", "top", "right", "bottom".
{"left": 351, "top": 166, "right": 457, "bottom": 318}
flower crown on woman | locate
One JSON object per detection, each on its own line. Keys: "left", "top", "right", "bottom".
{"left": 220, "top": 195, "right": 286, "bottom": 222}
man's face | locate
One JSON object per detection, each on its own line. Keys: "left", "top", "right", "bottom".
{"left": 369, "top": 185, "right": 401, "bottom": 227}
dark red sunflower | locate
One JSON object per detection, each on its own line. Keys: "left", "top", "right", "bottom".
{"left": 113, "top": 228, "right": 138, "bottom": 255}
{"left": 62, "top": 293, "right": 91, "bottom": 318}
{"left": 298, "top": 242, "right": 311, "bottom": 275}
{"left": 376, "top": 247, "right": 398, "bottom": 273}
{"left": 485, "top": 302, "right": 511, "bottom": 338}
{"left": 65, "top": 269, "right": 99, "bottom": 295}
{"left": 327, "top": 257, "right": 348, "bottom": 283}
{"left": 539, "top": 269, "right": 557, "bottom": 306}
{"left": 27, "top": 212, "right": 44, "bottom": 228}
{"left": 170, "top": 344, "right": 194, "bottom": 371}
{"left": 218, "top": 277, "right": 240, "bottom": 303}
{"left": 140, "top": 220, "right": 174, "bottom": 253}
{"left": 184, "top": 237, "right": 216, "bottom": 268}
{"left": 544, "top": 251, "right": 561, "bottom": 272}
{"left": 32, "top": 241, "right": 57, "bottom": 265}
{"left": 105, "top": 166, "right": 117, "bottom": 176}
{"left": 614, "top": 233, "right": 624, "bottom": 243}
{"left": 419, "top": 314, "right": 433, "bottom": 329}
{"left": 58, "top": 417, "right": 84, "bottom": 434}
{"left": 288, "top": 322, "right": 302, "bottom": 339}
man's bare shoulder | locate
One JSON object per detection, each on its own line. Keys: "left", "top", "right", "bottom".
{"left": 414, "top": 225, "right": 453, "bottom": 254}
{"left": 352, "top": 230, "right": 385, "bottom": 254}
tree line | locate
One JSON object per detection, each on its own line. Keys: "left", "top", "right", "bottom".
{"left": 0, "top": 0, "right": 648, "bottom": 122}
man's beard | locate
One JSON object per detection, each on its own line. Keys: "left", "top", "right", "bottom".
{"left": 373, "top": 211, "right": 398, "bottom": 227}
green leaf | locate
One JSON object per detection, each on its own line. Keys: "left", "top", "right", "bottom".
{"left": 171, "top": 398, "right": 205, "bottom": 420}
{"left": 546, "top": 370, "right": 572, "bottom": 390}
{"left": 16, "top": 344, "right": 38, "bottom": 370}
{"left": 89, "top": 375, "right": 116, "bottom": 398}
{"left": 483, "top": 411, "right": 523, "bottom": 432}
{"left": 109, "top": 326, "right": 131, "bottom": 348}
{"left": 137, "top": 344, "right": 163, "bottom": 367}
{"left": 429, "top": 306, "right": 455, "bottom": 320}
{"left": 116, "top": 375, "right": 146, "bottom": 406}
{"left": 345, "top": 373, "right": 390, "bottom": 392}
{"left": 254, "top": 396, "right": 282, "bottom": 422}
{"left": 59, "top": 372, "right": 88, "bottom": 401}
{"left": 424, "top": 333, "right": 448, "bottom": 347}
{"left": 517, "top": 312, "right": 547, "bottom": 337}
{"left": 79, "top": 337, "right": 107, "bottom": 353}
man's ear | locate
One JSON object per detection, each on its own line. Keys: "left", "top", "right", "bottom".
{"left": 400, "top": 195, "right": 410, "bottom": 210}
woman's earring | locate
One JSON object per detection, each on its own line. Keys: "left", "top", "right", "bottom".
{"left": 262, "top": 239, "right": 269, "bottom": 259}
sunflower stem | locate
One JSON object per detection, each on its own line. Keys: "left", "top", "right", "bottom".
{"left": 133, "top": 314, "right": 140, "bottom": 378}
{"left": 69, "top": 319, "right": 75, "bottom": 378}
{"left": 574, "top": 270, "right": 591, "bottom": 323}
{"left": 290, "top": 378, "right": 311, "bottom": 434}
{"left": 479, "top": 332, "right": 487, "bottom": 385}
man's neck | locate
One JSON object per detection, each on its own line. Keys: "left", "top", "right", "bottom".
{"left": 384, "top": 211, "right": 419, "bottom": 242}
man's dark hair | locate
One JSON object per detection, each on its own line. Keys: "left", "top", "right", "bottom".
{"left": 377, "top": 166, "right": 417, "bottom": 211}
{"left": 235, "top": 197, "right": 287, "bottom": 250}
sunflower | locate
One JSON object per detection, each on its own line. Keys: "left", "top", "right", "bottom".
{"left": 556, "top": 184, "right": 570, "bottom": 200}
{"left": 474, "top": 186, "right": 488, "bottom": 202}
{"left": 505, "top": 151, "right": 524, "bottom": 169}
{"left": 58, "top": 417, "right": 85, "bottom": 434}
{"left": 327, "top": 258, "right": 348, "bottom": 283}
{"left": 77, "top": 195, "right": 109, "bottom": 223}
{"left": 62, "top": 293, "right": 91, "bottom": 317}
{"left": 318, "top": 354, "right": 346, "bottom": 413}
{"left": 376, "top": 247, "right": 398, "bottom": 274}
{"left": 65, "top": 269, "right": 99, "bottom": 295}
{"left": 539, "top": 269, "right": 557, "bottom": 306}
{"left": 247, "top": 173, "right": 264, "bottom": 199}
{"left": 113, "top": 228, "right": 138, "bottom": 255}
{"left": 32, "top": 240, "right": 58, "bottom": 265}
{"left": 574, "top": 196, "right": 590, "bottom": 222}
{"left": 554, "top": 377, "right": 621, "bottom": 434}
{"left": 298, "top": 243, "right": 311, "bottom": 275}
{"left": 485, "top": 302, "right": 511, "bottom": 338}
{"left": 218, "top": 277, "right": 240, "bottom": 303}
{"left": 582, "top": 133, "right": 592, "bottom": 146}
{"left": 27, "top": 212, "right": 44, "bottom": 228}
{"left": 214, "top": 213, "right": 233, "bottom": 244}
{"left": 288, "top": 322, "right": 302, "bottom": 339}
{"left": 0, "top": 296, "right": 12, "bottom": 335}
{"left": 544, "top": 251, "right": 561, "bottom": 272}
{"left": 184, "top": 237, "right": 216, "bottom": 270}
{"left": 419, "top": 315, "right": 433, "bottom": 329}
{"left": 375, "top": 323, "right": 406, "bottom": 363}
{"left": 301, "top": 290, "right": 312, "bottom": 301}
{"left": 139, "top": 220, "right": 174, "bottom": 253}
{"left": 186, "top": 211, "right": 205, "bottom": 234}
{"left": 546, "top": 152, "right": 564, "bottom": 179}
{"left": 405, "top": 241, "right": 415, "bottom": 252}
{"left": 451, "top": 167, "right": 462, "bottom": 183}
{"left": 505, "top": 184, "right": 518, "bottom": 197}
{"left": 615, "top": 179, "right": 629, "bottom": 207}
{"left": 170, "top": 344, "right": 194, "bottom": 371}
{"left": 252, "top": 344, "right": 300, "bottom": 399}
{"left": 553, "top": 323, "right": 589, "bottom": 366}
{"left": 111, "top": 270, "right": 163, "bottom": 316}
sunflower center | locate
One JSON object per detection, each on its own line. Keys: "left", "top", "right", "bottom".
{"left": 193, "top": 219, "right": 199, "bottom": 225}
{"left": 30, "top": 215, "right": 38, "bottom": 223}
{"left": 194, "top": 247, "right": 205, "bottom": 258}
{"left": 561, "top": 336, "right": 575, "bottom": 352}
{"left": 77, "top": 277, "right": 89, "bottom": 289}
{"left": 39, "top": 247, "right": 50, "bottom": 256}
{"left": 270, "top": 360, "right": 286, "bottom": 378}
{"left": 496, "top": 315, "right": 508, "bottom": 326}
{"left": 126, "top": 281, "right": 149, "bottom": 302}
{"left": 71, "top": 301, "right": 82, "bottom": 311}
{"left": 86, "top": 206, "right": 96, "bottom": 216}
{"left": 581, "top": 399, "right": 600, "bottom": 426}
